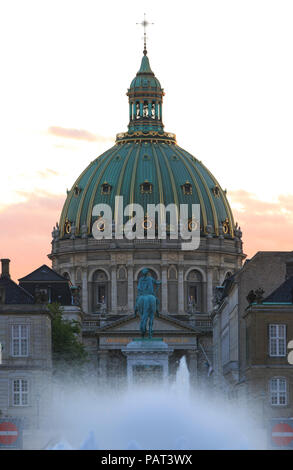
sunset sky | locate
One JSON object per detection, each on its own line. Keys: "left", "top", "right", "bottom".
{"left": 0, "top": 0, "right": 293, "bottom": 280}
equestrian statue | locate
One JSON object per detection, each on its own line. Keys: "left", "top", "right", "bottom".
{"left": 135, "top": 268, "right": 161, "bottom": 339}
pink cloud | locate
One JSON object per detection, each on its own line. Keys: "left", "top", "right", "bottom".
{"left": 229, "top": 190, "right": 293, "bottom": 257}
{"left": 48, "top": 126, "right": 114, "bottom": 143}
{"left": 0, "top": 188, "right": 291, "bottom": 281}
{"left": 37, "top": 168, "right": 59, "bottom": 178}
{"left": 0, "top": 192, "right": 65, "bottom": 281}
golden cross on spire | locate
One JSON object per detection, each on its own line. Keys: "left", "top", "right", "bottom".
{"left": 136, "top": 13, "right": 154, "bottom": 55}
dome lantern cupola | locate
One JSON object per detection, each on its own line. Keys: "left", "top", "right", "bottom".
{"left": 127, "top": 51, "right": 165, "bottom": 133}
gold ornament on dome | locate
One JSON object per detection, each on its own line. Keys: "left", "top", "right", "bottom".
{"left": 222, "top": 218, "right": 230, "bottom": 234}
{"left": 64, "top": 219, "right": 71, "bottom": 234}
{"left": 142, "top": 216, "right": 153, "bottom": 230}
{"left": 188, "top": 217, "right": 198, "bottom": 231}
{"left": 94, "top": 217, "right": 106, "bottom": 232}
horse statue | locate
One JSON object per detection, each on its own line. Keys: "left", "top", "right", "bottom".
{"left": 135, "top": 268, "right": 161, "bottom": 338}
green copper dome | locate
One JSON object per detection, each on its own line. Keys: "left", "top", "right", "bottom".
{"left": 129, "top": 54, "right": 162, "bottom": 89}
{"left": 59, "top": 52, "right": 235, "bottom": 239}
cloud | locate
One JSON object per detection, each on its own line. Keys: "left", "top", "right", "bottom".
{"left": 48, "top": 126, "right": 114, "bottom": 143}
{"left": 0, "top": 192, "right": 65, "bottom": 281}
{"left": 0, "top": 188, "right": 292, "bottom": 281}
{"left": 37, "top": 168, "right": 60, "bottom": 178}
{"left": 229, "top": 190, "right": 293, "bottom": 258}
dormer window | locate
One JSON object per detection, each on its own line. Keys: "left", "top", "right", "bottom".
{"left": 140, "top": 181, "right": 153, "bottom": 194}
{"left": 182, "top": 182, "right": 192, "bottom": 195}
{"left": 212, "top": 185, "right": 220, "bottom": 198}
{"left": 101, "top": 182, "right": 112, "bottom": 195}
{"left": 73, "top": 185, "right": 81, "bottom": 197}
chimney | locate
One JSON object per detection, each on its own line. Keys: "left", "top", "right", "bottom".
{"left": 1, "top": 259, "right": 10, "bottom": 279}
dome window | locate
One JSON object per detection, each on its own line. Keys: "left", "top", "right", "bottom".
{"left": 212, "top": 185, "right": 220, "bottom": 198}
{"left": 140, "top": 181, "right": 153, "bottom": 194}
{"left": 73, "top": 185, "right": 81, "bottom": 197}
{"left": 182, "top": 182, "right": 192, "bottom": 195}
{"left": 101, "top": 182, "right": 112, "bottom": 195}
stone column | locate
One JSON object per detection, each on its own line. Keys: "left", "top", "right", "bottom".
{"left": 127, "top": 265, "right": 134, "bottom": 313}
{"left": 81, "top": 269, "right": 88, "bottom": 314}
{"left": 178, "top": 267, "right": 184, "bottom": 314}
{"left": 207, "top": 268, "right": 213, "bottom": 313}
{"left": 161, "top": 266, "right": 168, "bottom": 314}
{"left": 111, "top": 267, "right": 117, "bottom": 314}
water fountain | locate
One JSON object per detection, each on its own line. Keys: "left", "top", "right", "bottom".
{"left": 44, "top": 355, "right": 266, "bottom": 450}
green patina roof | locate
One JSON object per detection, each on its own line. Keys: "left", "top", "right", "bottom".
{"left": 59, "top": 141, "right": 234, "bottom": 238}
{"left": 129, "top": 54, "right": 161, "bottom": 89}
{"left": 59, "top": 51, "right": 235, "bottom": 239}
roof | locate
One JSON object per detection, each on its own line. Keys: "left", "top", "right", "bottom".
{"left": 59, "top": 141, "right": 235, "bottom": 239}
{"left": 18, "top": 264, "right": 68, "bottom": 283}
{"left": 263, "top": 276, "right": 293, "bottom": 304}
{"left": 129, "top": 54, "right": 161, "bottom": 89}
{"left": 0, "top": 277, "right": 34, "bottom": 304}
{"left": 58, "top": 50, "right": 235, "bottom": 240}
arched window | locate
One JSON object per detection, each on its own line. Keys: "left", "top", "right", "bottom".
{"left": 151, "top": 102, "right": 155, "bottom": 119}
{"left": 186, "top": 270, "right": 203, "bottom": 313}
{"left": 92, "top": 270, "right": 108, "bottom": 313}
{"left": 136, "top": 102, "right": 140, "bottom": 119}
{"left": 143, "top": 101, "right": 148, "bottom": 117}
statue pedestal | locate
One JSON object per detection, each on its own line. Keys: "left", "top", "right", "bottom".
{"left": 122, "top": 338, "right": 173, "bottom": 386}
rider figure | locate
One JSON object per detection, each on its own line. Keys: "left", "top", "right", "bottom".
{"left": 135, "top": 268, "right": 161, "bottom": 314}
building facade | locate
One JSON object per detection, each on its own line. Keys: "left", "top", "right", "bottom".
{"left": 0, "top": 260, "right": 52, "bottom": 447}
{"left": 213, "top": 251, "right": 293, "bottom": 438}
